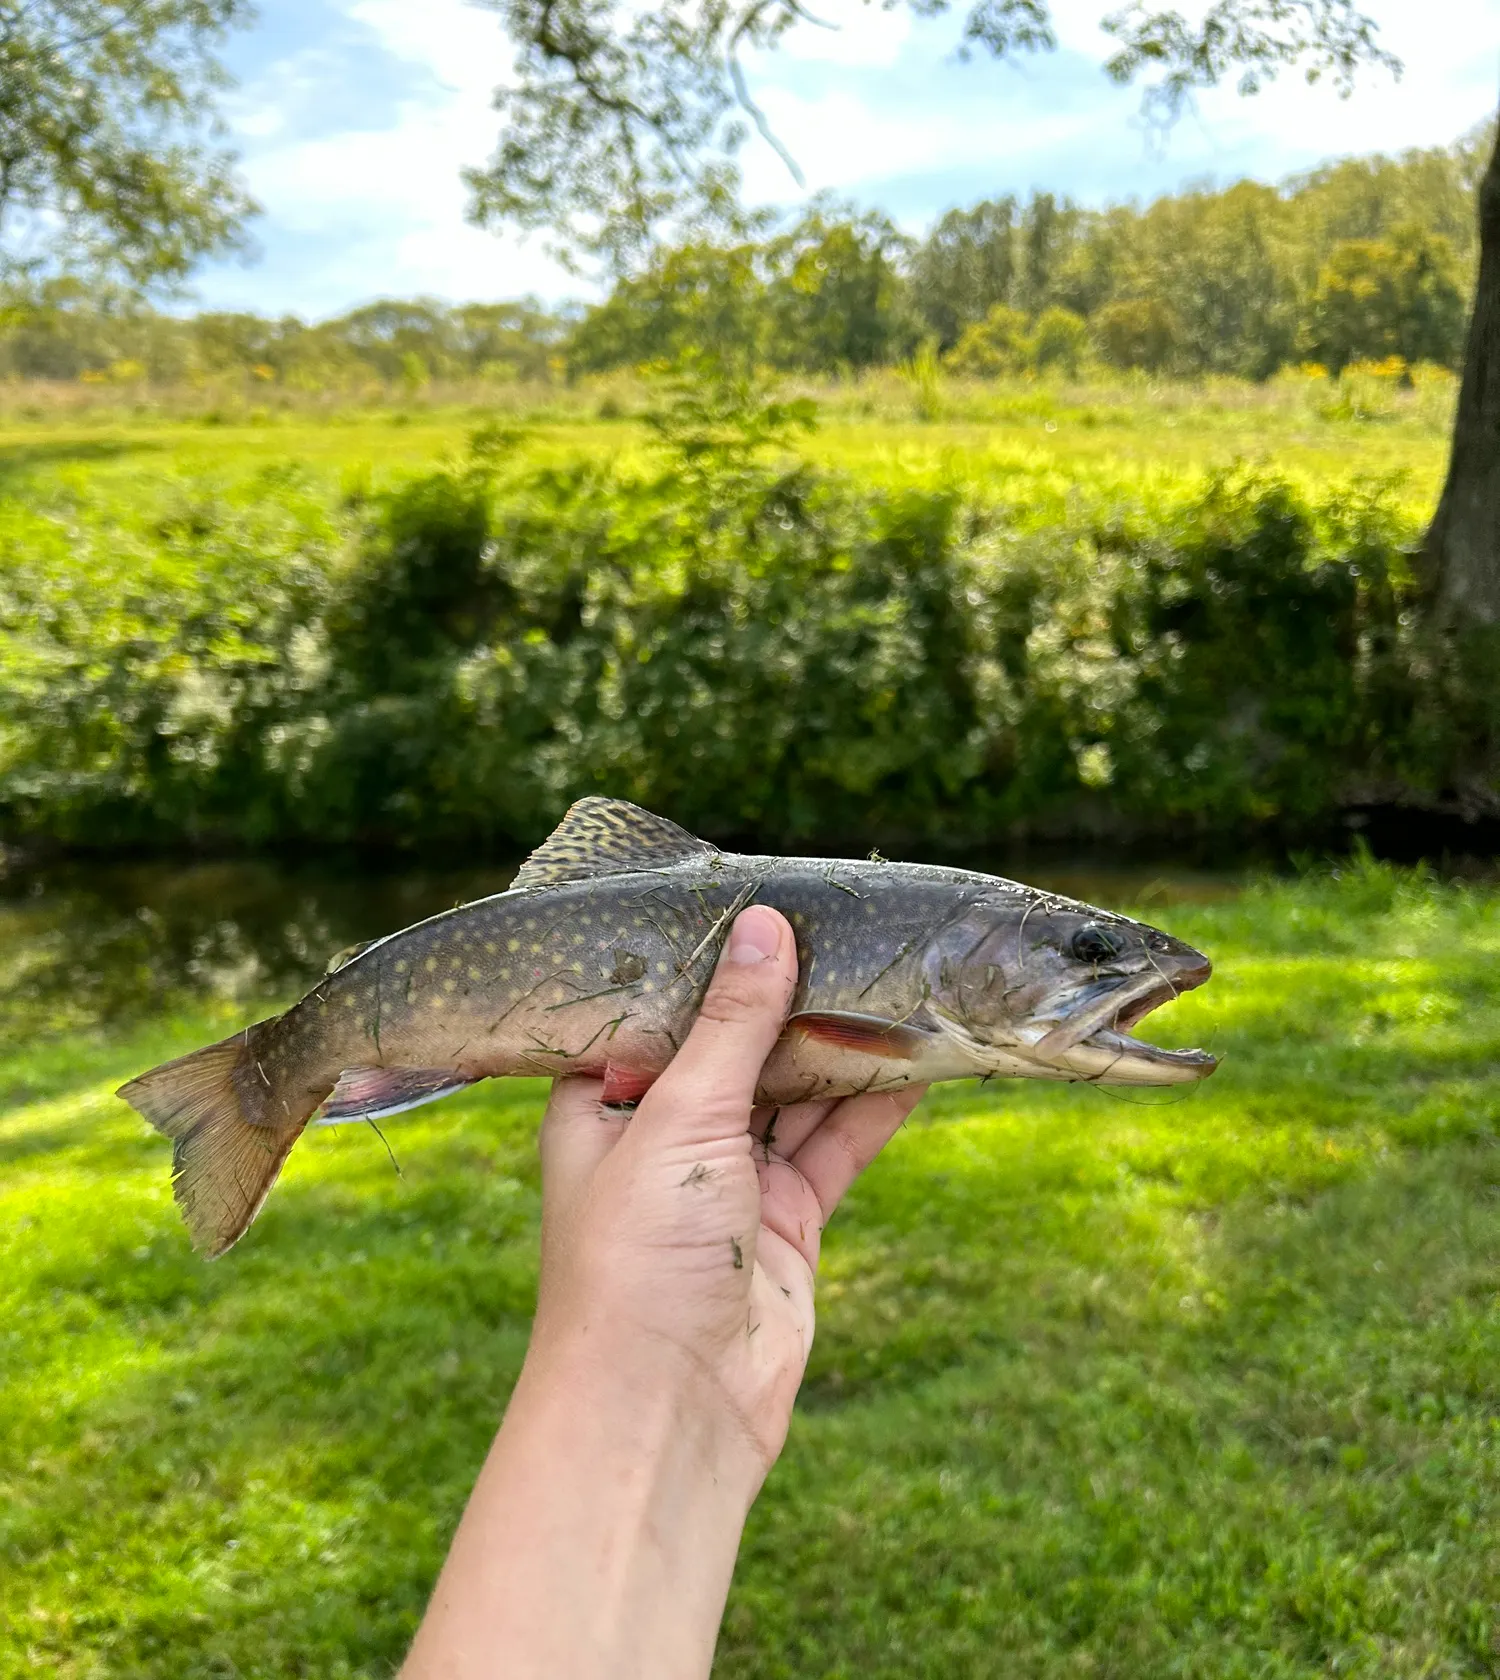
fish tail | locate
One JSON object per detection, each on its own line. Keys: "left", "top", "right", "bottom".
{"left": 117, "top": 1019, "right": 312, "bottom": 1258}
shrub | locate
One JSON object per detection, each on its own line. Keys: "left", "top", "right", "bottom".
{"left": 1029, "top": 308, "right": 1089, "bottom": 376}
{"left": 1, "top": 437, "right": 1471, "bottom": 858}
{"left": 1093, "top": 299, "right": 1181, "bottom": 373}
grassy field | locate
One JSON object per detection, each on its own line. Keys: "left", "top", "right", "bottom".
{"left": 0, "top": 369, "right": 1456, "bottom": 517}
{"left": 3, "top": 860, "right": 1499, "bottom": 1678}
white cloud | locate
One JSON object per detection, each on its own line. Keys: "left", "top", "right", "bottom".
{"left": 774, "top": 0, "right": 914, "bottom": 67}
{"left": 343, "top": 0, "right": 504, "bottom": 90}
{"left": 739, "top": 79, "right": 1101, "bottom": 199}
{"left": 208, "top": 0, "right": 574, "bottom": 311}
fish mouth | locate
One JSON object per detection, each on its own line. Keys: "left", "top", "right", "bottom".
{"left": 1030, "top": 965, "right": 1216, "bottom": 1085}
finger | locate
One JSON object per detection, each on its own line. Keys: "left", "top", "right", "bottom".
{"left": 632, "top": 905, "right": 796, "bottom": 1148}
{"left": 789, "top": 1085, "right": 927, "bottom": 1220}
{"left": 751, "top": 1099, "right": 835, "bottom": 1160}
{"left": 537, "top": 1077, "right": 627, "bottom": 1224}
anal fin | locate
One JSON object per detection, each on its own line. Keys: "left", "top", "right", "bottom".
{"left": 786, "top": 1011, "right": 926, "bottom": 1061}
{"left": 317, "top": 1066, "right": 479, "bottom": 1125}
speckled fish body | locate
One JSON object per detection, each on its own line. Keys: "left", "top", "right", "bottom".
{"left": 119, "top": 799, "right": 1216, "bottom": 1255}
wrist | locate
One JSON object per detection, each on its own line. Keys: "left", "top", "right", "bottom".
{"left": 403, "top": 1327, "right": 761, "bottom": 1679}
{"left": 519, "top": 1316, "right": 768, "bottom": 1517}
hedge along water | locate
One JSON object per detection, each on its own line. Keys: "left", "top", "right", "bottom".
{"left": 0, "top": 436, "right": 1469, "bottom": 857}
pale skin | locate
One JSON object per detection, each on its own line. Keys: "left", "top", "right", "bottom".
{"left": 399, "top": 904, "right": 926, "bottom": 1680}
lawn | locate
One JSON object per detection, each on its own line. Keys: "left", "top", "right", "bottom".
{"left": 3, "top": 859, "right": 1498, "bottom": 1677}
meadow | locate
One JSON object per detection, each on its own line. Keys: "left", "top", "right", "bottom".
{"left": 0, "top": 365, "right": 1458, "bottom": 511}
{"left": 2, "top": 859, "right": 1499, "bottom": 1677}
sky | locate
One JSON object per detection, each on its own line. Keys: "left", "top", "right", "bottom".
{"left": 195, "top": 0, "right": 1500, "bottom": 318}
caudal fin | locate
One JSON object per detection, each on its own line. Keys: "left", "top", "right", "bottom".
{"left": 117, "top": 1024, "right": 307, "bottom": 1258}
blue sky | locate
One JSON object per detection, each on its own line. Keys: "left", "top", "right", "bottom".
{"left": 196, "top": 0, "right": 1500, "bottom": 318}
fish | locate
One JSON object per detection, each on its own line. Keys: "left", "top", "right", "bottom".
{"left": 118, "top": 797, "right": 1217, "bottom": 1257}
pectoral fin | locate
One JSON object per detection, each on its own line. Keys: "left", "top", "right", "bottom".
{"left": 317, "top": 1066, "right": 479, "bottom": 1124}
{"left": 601, "top": 1063, "right": 658, "bottom": 1106}
{"left": 786, "top": 1011, "right": 926, "bottom": 1060}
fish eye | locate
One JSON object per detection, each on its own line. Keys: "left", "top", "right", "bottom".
{"left": 1070, "top": 924, "right": 1125, "bottom": 964}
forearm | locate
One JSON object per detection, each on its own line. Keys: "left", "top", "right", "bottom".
{"left": 401, "top": 1326, "right": 765, "bottom": 1680}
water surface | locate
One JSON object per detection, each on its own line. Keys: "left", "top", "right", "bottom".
{"left": 0, "top": 852, "right": 1241, "bottom": 1054}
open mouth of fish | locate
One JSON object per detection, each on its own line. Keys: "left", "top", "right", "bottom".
{"left": 1029, "top": 969, "right": 1217, "bottom": 1080}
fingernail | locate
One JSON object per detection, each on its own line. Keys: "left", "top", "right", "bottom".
{"left": 727, "top": 905, "right": 781, "bottom": 964}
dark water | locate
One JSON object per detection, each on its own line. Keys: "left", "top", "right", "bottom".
{"left": 0, "top": 852, "right": 1241, "bottom": 1054}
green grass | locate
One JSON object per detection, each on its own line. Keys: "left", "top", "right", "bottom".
{"left": 0, "top": 369, "right": 1455, "bottom": 519}
{"left": 3, "top": 860, "right": 1499, "bottom": 1677}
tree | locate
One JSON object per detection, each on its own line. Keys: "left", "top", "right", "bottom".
{"left": 1093, "top": 296, "right": 1181, "bottom": 371}
{"left": 0, "top": 1, "right": 256, "bottom": 288}
{"left": 465, "top": 0, "right": 1398, "bottom": 274}
{"left": 1425, "top": 122, "right": 1500, "bottom": 627}
{"left": 465, "top": 2, "right": 1498, "bottom": 649}
{"left": 567, "top": 241, "right": 768, "bottom": 373}
{"left": 764, "top": 204, "right": 915, "bottom": 372}
{"left": 909, "top": 198, "right": 1017, "bottom": 350}
{"left": 1309, "top": 225, "right": 1468, "bottom": 373}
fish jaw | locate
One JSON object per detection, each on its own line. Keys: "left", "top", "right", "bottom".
{"left": 928, "top": 951, "right": 1218, "bottom": 1087}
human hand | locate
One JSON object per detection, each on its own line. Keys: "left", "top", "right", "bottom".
{"left": 530, "top": 902, "right": 926, "bottom": 1482}
{"left": 401, "top": 904, "right": 925, "bottom": 1680}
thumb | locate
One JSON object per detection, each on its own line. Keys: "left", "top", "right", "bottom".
{"left": 631, "top": 904, "right": 797, "bottom": 1148}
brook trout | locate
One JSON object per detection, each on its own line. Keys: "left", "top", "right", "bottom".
{"left": 120, "top": 798, "right": 1216, "bottom": 1256}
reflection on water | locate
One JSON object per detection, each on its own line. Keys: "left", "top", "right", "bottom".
{"left": 0, "top": 852, "right": 1240, "bottom": 1052}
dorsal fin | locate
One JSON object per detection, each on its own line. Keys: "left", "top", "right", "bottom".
{"left": 511, "top": 798, "right": 713, "bottom": 889}
{"left": 325, "top": 939, "right": 374, "bottom": 975}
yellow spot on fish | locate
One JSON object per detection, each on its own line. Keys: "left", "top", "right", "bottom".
{"left": 642, "top": 980, "right": 656, "bottom": 993}
{"left": 632, "top": 917, "right": 644, "bottom": 927}
{"left": 531, "top": 943, "right": 543, "bottom": 955}
{"left": 485, "top": 942, "right": 497, "bottom": 954}
{"left": 444, "top": 979, "right": 457, "bottom": 993}
{"left": 655, "top": 962, "right": 668, "bottom": 975}
{"left": 425, "top": 957, "right": 438, "bottom": 973}
{"left": 395, "top": 959, "right": 409, "bottom": 973}
{"left": 579, "top": 915, "right": 591, "bottom": 925}
{"left": 469, "top": 967, "right": 482, "bottom": 980}
{"left": 507, "top": 938, "right": 520, "bottom": 952}
{"left": 430, "top": 995, "right": 445, "bottom": 1010}
{"left": 552, "top": 987, "right": 566, "bottom": 1002}
{"left": 499, "top": 968, "right": 511, "bottom": 980}
{"left": 571, "top": 961, "right": 583, "bottom": 973}
{"left": 451, "top": 957, "right": 462, "bottom": 971}
{"left": 525, "top": 919, "right": 537, "bottom": 930}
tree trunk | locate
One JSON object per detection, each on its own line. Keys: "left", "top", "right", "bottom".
{"left": 1424, "top": 112, "right": 1500, "bottom": 625}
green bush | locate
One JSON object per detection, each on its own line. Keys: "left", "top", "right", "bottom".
{"left": 0, "top": 447, "right": 1474, "bottom": 856}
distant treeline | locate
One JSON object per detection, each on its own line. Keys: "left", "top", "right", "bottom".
{"left": 2, "top": 124, "right": 1487, "bottom": 389}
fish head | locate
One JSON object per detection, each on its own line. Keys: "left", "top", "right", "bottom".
{"left": 922, "top": 894, "right": 1217, "bottom": 1086}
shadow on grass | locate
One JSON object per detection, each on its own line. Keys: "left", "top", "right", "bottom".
{"left": 0, "top": 436, "right": 160, "bottom": 485}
